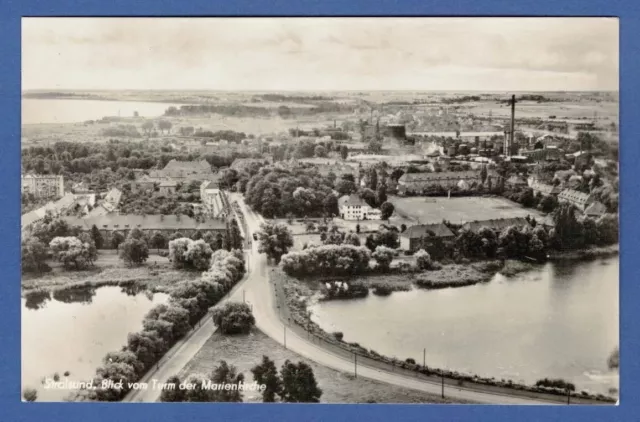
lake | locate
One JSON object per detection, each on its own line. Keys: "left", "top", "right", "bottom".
{"left": 22, "top": 285, "right": 169, "bottom": 402}
{"left": 309, "top": 257, "right": 619, "bottom": 396}
{"left": 22, "top": 98, "right": 176, "bottom": 124}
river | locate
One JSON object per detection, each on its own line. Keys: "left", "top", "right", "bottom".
{"left": 21, "top": 98, "right": 176, "bottom": 124}
{"left": 309, "top": 257, "right": 619, "bottom": 396}
{"left": 21, "top": 285, "right": 169, "bottom": 402}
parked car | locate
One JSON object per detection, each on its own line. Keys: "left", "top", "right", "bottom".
{"left": 253, "top": 233, "right": 258, "bottom": 241}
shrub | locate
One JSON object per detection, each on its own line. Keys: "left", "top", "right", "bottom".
{"left": 415, "top": 249, "right": 434, "bottom": 270}
{"left": 211, "top": 302, "right": 255, "bottom": 335}
{"left": 333, "top": 332, "right": 344, "bottom": 341}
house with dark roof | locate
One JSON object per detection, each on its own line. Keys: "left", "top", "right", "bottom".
{"left": 61, "top": 214, "right": 226, "bottom": 248}
{"left": 400, "top": 223, "right": 455, "bottom": 252}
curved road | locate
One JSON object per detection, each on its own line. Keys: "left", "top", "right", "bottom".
{"left": 127, "top": 194, "right": 559, "bottom": 404}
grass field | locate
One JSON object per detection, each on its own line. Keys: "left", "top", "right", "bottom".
{"left": 389, "top": 195, "right": 544, "bottom": 225}
{"left": 177, "top": 328, "right": 463, "bottom": 404}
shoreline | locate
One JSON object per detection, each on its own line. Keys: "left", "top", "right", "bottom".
{"left": 272, "top": 266, "right": 617, "bottom": 404}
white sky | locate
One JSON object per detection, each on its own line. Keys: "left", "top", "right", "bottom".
{"left": 22, "top": 17, "right": 619, "bottom": 91}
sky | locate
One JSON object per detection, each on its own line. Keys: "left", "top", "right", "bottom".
{"left": 21, "top": 17, "right": 619, "bottom": 92}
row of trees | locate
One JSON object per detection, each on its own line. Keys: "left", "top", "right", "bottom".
{"left": 76, "top": 249, "right": 246, "bottom": 401}
{"left": 280, "top": 244, "right": 371, "bottom": 277}
{"left": 160, "top": 356, "right": 322, "bottom": 403}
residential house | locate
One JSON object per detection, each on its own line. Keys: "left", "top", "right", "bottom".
{"left": 584, "top": 201, "right": 608, "bottom": 218}
{"left": 21, "top": 174, "right": 64, "bottom": 198}
{"left": 338, "top": 194, "right": 380, "bottom": 220}
{"left": 400, "top": 223, "right": 455, "bottom": 252}
{"left": 133, "top": 174, "right": 158, "bottom": 192}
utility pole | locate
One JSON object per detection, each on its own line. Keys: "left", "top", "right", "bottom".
{"left": 441, "top": 374, "right": 445, "bottom": 398}
{"left": 423, "top": 348, "right": 426, "bottom": 368}
{"left": 354, "top": 353, "right": 358, "bottom": 378}
{"left": 567, "top": 389, "right": 571, "bottom": 405}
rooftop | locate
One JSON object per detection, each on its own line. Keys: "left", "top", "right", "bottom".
{"left": 339, "top": 194, "right": 367, "bottom": 207}
{"left": 403, "top": 223, "right": 455, "bottom": 239}
{"left": 62, "top": 214, "right": 226, "bottom": 231}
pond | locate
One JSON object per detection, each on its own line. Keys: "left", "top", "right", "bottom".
{"left": 309, "top": 257, "right": 619, "bottom": 396}
{"left": 22, "top": 285, "right": 169, "bottom": 402}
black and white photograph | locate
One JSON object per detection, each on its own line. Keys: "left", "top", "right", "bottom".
{"left": 20, "top": 17, "right": 619, "bottom": 404}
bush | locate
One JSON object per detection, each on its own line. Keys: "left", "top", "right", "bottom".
{"left": 211, "top": 302, "right": 255, "bottom": 335}
{"left": 415, "top": 249, "right": 434, "bottom": 270}
{"left": 333, "top": 332, "right": 344, "bottom": 341}
{"left": 281, "top": 244, "right": 371, "bottom": 277}
{"left": 535, "top": 378, "right": 576, "bottom": 391}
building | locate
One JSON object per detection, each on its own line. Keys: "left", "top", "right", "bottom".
{"left": 528, "top": 179, "right": 561, "bottom": 197}
{"left": 461, "top": 217, "right": 530, "bottom": 233}
{"left": 159, "top": 180, "right": 178, "bottom": 195}
{"left": 132, "top": 174, "right": 158, "bottom": 192}
{"left": 584, "top": 201, "right": 608, "bottom": 218}
{"left": 61, "top": 214, "right": 227, "bottom": 247}
{"left": 505, "top": 175, "right": 528, "bottom": 188}
{"left": 200, "top": 181, "right": 230, "bottom": 218}
{"left": 21, "top": 174, "right": 64, "bottom": 198}
{"left": 400, "top": 223, "right": 455, "bottom": 252}
{"left": 230, "top": 158, "right": 269, "bottom": 171}
{"left": 520, "top": 147, "right": 563, "bottom": 162}
{"left": 338, "top": 194, "right": 380, "bottom": 220}
{"left": 557, "top": 189, "right": 594, "bottom": 211}
{"left": 397, "top": 170, "right": 488, "bottom": 195}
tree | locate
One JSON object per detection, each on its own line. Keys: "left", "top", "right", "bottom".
{"left": 359, "top": 188, "right": 377, "bottom": 208}
{"left": 538, "top": 195, "right": 558, "bottom": 213}
{"left": 343, "top": 232, "right": 361, "bottom": 246}
{"left": 23, "top": 387, "right": 37, "bottom": 402}
{"left": 322, "top": 194, "right": 339, "bottom": 217}
{"left": 257, "top": 223, "right": 294, "bottom": 264}
{"left": 280, "top": 360, "right": 322, "bottom": 403}
{"left": 158, "top": 119, "right": 173, "bottom": 134}
{"left": 372, "top": 245, "right": 394, "bottom": 272}
{"left": 111, "top": 232, "right": 125, "bottom": 250}
{"left": 552, "top": 203, "right": 585, "bottom": 249}
{"left": 185, "top": 239, "right": 214, "bottom": 270}
{"left": 607, "top": 347, "right": 619, "bottom": 371}
{"left": 596, "top": 214, "right": 618, "bottom": 245}
{"left": 150, "top": 231, "right": 167, "bottom": 252}
{"left": 380, "top": 202, "right": 395, "bottom": 220}
{"left": 340, "top": 145, "right": 349, "bottom": 160}
{"left": 376, "top": 185, "right": 387, "bottom": 206}
{"left": 314, "top": 145, "right": 327, "bottom": 158}
{"left": 141, "top": 120, "right": 155, "bottom": 136}
{"left": 415, "top": 249, "right": 433, "bottom": 270}
{"left": 335, "top": 179, "right": 357, "bottom": 196}
{"left": 119, "top": 237, "right": 149, "bottom": 266}
{"left": 210, "top": 361, "right": 245, "bottom": 402}
{"left": 211, "top": 302, "right": 255, "bottom": 335}
{"left": 480, "top": 165, "right": 488, "bottom": 184}
{"left": 49, "top": 236, "right": 97, "bottom": 270}
{"left": 251, "top": 355, "right": 282, "bottom": 402}
{"left": 90, "top": 225, "right": 104, "bottom": 249}
{"left": 160, "top": 375, "right": 186, "bottom": 402}
{"left": 21, "top": 236, "right": 50, "bottom": 274}
{"left": 368, "top": 168, "right": 378, "bottom": 190}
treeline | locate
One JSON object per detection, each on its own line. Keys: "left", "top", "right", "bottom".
{"left": 21, "top": 139, "right": 258, "bottom": 191}
{"left": 281, "top": 244, "right": 371, "bottom": 277}
{"left": 72, "top": 249, "right": 246, "bottom": 401}
{"left": 441, "top": 95, "right": 481, "bottom": 104}
{"left": 256, "top": 94, "right": 333, "bottom": 102}
{"left": 164, "top": 102, "right": 356, "bottom": 119}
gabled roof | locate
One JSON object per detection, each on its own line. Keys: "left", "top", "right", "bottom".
{"left": 403, "top": 223, "right": 455, "bottom": 239}
{"left": 159, "top": 180, "right": 178, "bottom": 187}
{"left": 584, "top": 201, "right": 607, "bottom": 217}
{"left": 530, "top": 180, "right": 561, "bottom": 196}
{"left": 558, "top": 189, "right": 591, "bottom": 206}
{"left": 61, "top": 214, "right": 226, "bottom": 231}
{"left": 339, "top": 194, "right": 367, "bottom": 207}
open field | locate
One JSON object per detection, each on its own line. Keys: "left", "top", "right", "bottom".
{"left": 178, "top": 328, "right": 465, "bottom": 404}
{"left": 21, "top": 250, "right": 198, "bottom": 292}
{"left": 390, "top": 195, "right": 545, "bottom": 225}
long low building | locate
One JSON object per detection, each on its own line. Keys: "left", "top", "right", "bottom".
{"left": 400, "top": 223, "right": 456, "bottom": 252}
{"left": 397, "top": 170, "right": 497, "bottom": 195}
{"left": 61, "top": 214, "right": 227, "bottom": 246}
{"left": 461, "top": 217, "right": 530, "bottom": 232}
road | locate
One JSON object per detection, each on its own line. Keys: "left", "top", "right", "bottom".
{"left": 126, "top": 194, "right": 567, "bottom": 404}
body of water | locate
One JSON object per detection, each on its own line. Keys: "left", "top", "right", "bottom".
{"left": 309, "top": 257, "right": 619, "bottom": 396}
{"left": 22, "top": 285, "right": 168, "bottom": 402}
{"left": 22, "top": 98, "right": 175, "bottom": 124}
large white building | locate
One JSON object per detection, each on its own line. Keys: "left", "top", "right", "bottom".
{"left": 200, "top": 181, "right": 230, "bottom": 218}
{"left": 21, "top": 174, "right": 64, "bottom": 198}
{"left": 338, "top": 194, "right": 381, "bottom": 220}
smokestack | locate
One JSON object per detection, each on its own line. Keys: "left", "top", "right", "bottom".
{"left": 510, "top": 94, "right": 516, "bottom": 155}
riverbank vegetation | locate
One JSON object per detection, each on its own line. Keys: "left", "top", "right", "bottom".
{"left": 69, "top": 249, "right": 246, "bottom": 401}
